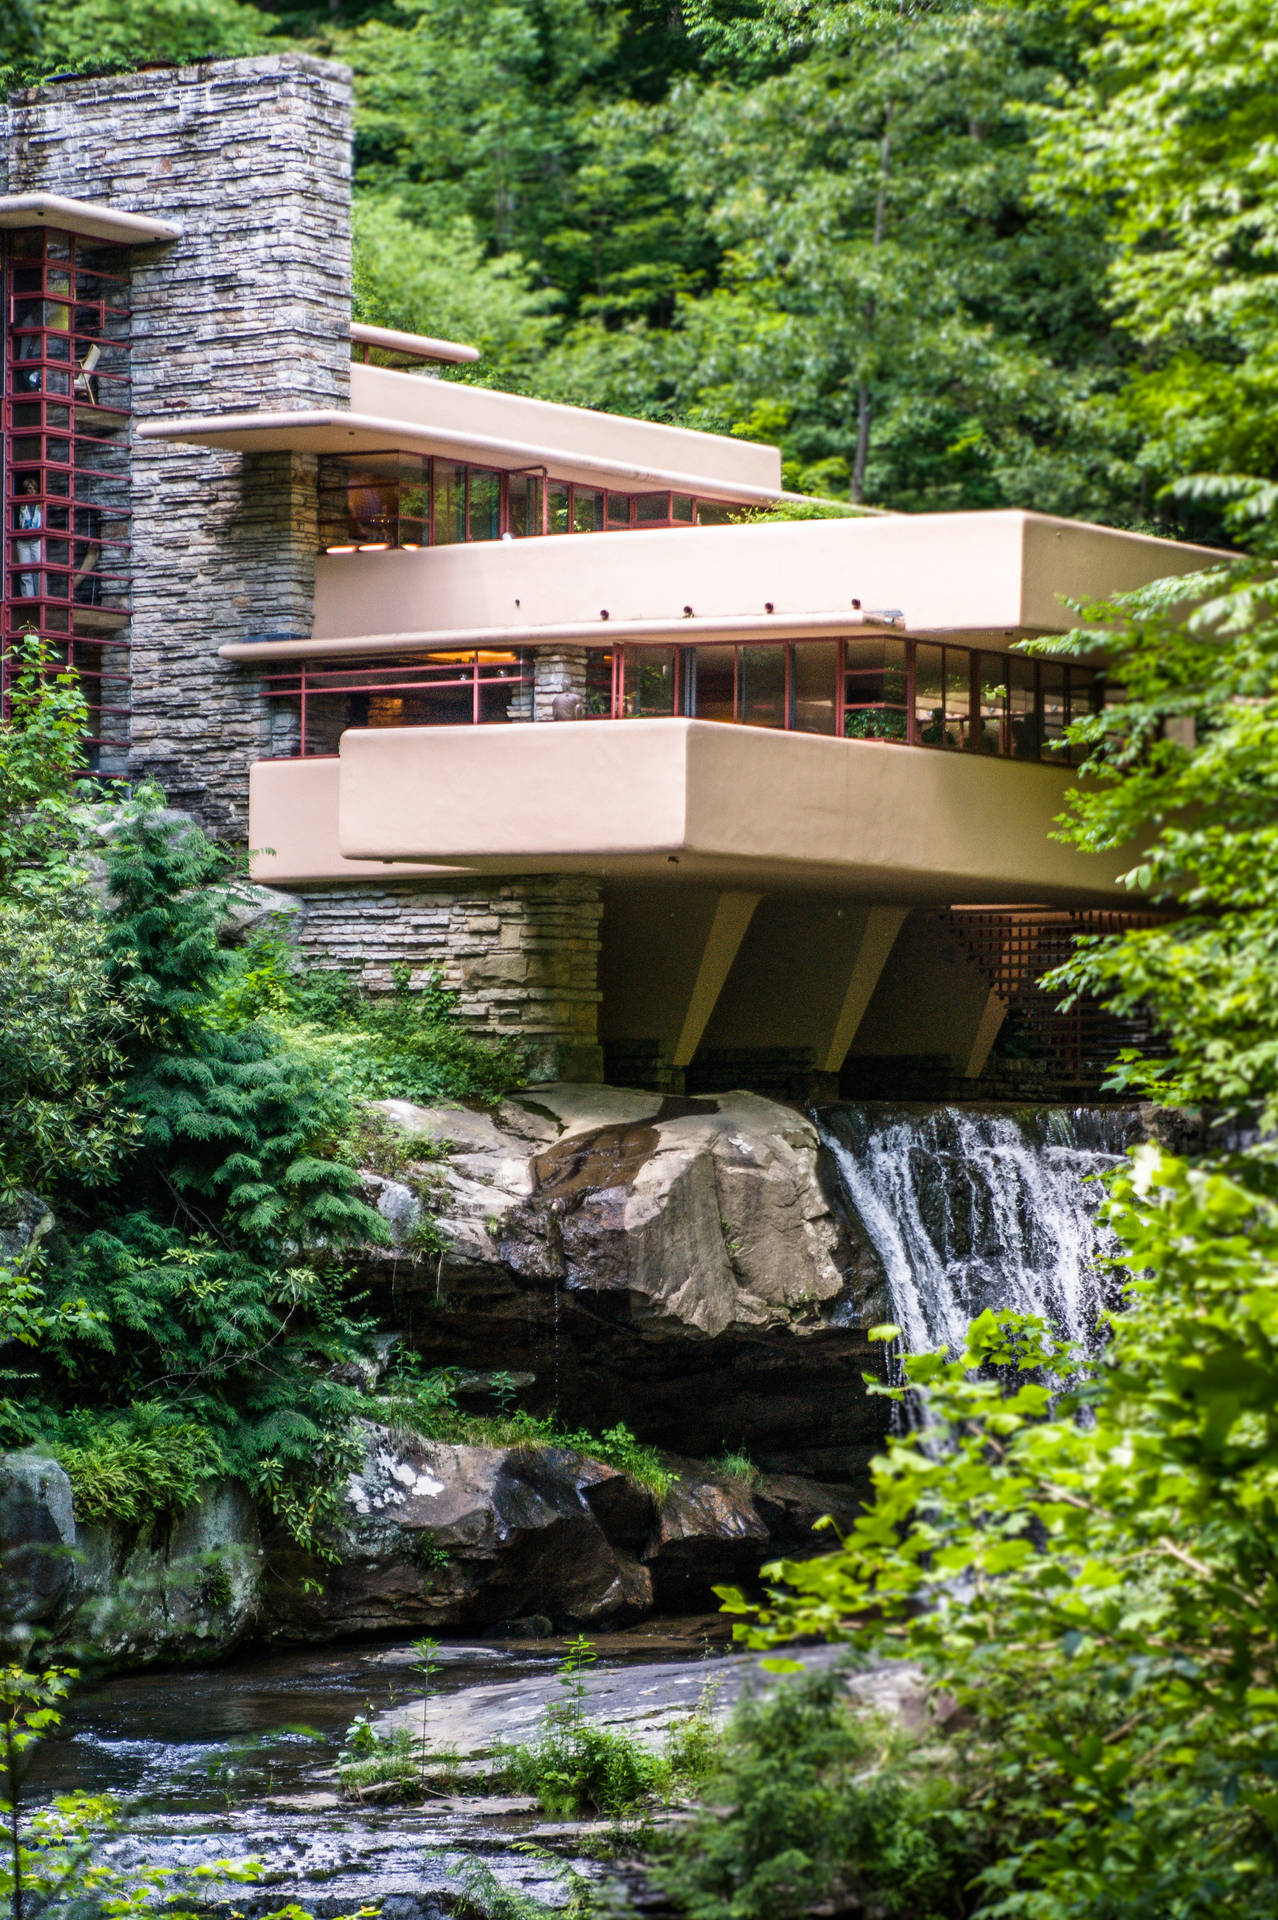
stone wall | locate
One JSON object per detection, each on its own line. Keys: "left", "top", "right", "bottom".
{"left": 2, "top": 55, "right": 353, "bottom": 837}
{"left": 292, "top": 876, "right": 604, "bottom": 1082}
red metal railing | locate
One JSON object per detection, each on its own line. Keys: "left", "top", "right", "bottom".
{"left": 1, "top": 226, "right": 132, "bottom": 765}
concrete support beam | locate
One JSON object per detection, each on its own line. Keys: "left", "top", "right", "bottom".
{"left": 672, "top": 891, "right": 762, "bottom": 1067}
{"left": 819, "top": 905, "right": 909, "bottom": 1072}
{"left": 963, "top": 989, "right": 1009, "bottom": 1079}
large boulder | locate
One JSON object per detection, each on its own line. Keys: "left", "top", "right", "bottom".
{"left": 260, "top": 1425, "right": 654, "bottom": 1640}
{"left": 376, "top": 1086, "right": 848, "bottom": 1334}
{"left": 0, "top": 1451, "right": 76, "bottom": 1639}
{"left": 61, "top": 1483, "right": 262, "bottom": 1663}
{"left": 360, "top": 1086, "right": 889, "bottom": 1475}
{"left": 260, "top": 1425, "right": 852, "bottom": 1643}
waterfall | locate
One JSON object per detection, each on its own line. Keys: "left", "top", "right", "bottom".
{"left": 819, "top": 1106, "right": 1140, "bottom": 1359}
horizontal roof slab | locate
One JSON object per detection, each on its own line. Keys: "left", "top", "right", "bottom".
{"left": 0, "top": 191, "right": 181, "bottom": 244}
{"left": 137, "top": 362, "right": 785, "bottom": 501}
{"left": 333, "top": 717, "right": 1132, "bottom": 906}
{"left": 300, "top": 510, "right": 1222, "bottom": 654}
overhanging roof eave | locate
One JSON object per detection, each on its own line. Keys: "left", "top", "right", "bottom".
{"left": 136, "top": 406, "right": 789, "bottom": 505}
{"left": 0, "top": 191, "right": 181, "bottom": 244}
{"left": 218, "top": 608, "right": 905, "bottom": 662}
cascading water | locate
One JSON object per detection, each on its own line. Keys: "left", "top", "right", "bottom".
{"left": 819, "top": 1106, "right": 1141, "bottom": 1360}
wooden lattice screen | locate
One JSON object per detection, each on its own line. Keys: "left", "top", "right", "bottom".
{"left": 937, "top": 907, "right": 1167, "bottom": 1088}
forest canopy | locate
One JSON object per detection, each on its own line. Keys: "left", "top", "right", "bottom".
{"left": 3, "top": 0, "right": 1274, "bottom": 536}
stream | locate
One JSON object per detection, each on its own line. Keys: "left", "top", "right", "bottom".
{"left": 28, "top": 1623, "right": 728, "bottom": 1916}
{"left": 23, "top": 1104, "right": 1137, "bottom": 1915}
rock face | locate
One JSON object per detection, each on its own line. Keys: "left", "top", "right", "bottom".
{"left": 362, "top": 1085, "right": 890, "bottom": 1479}
{"left": 4, "top": 1429, "right": 851, "bottom": 1663}
{"left": 0, "top": 1467, "right": 264, "bottom": 1664}
{"left": 0, "top": 1451, "right": 76, "bottom": 1639}
{"left": 261, "top": 1424, "right": 855, "bottom": 1643}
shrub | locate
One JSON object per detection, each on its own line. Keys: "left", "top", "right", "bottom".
{"left": 650, "top": 1666, "right": 979, "bottom": 1920}
{"left": 52, "top": 1407, "right": 226, "bottom": 1525}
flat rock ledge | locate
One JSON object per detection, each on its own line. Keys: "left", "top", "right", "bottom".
{"left": 377, "top": 1643, "right": 929, "bottom": 1758}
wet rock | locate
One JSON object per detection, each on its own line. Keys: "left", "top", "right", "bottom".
{"left": 262, "top": 1426, "right": 655, "bottom": 1641}
{"left": 377, "top": 1642, "right": 921, "bottom": 1761}
{"left": 644, "top": 1461, "right": 857, "bottom": 1610}
{"left": 0, "top": 1451, "right": 76, "bottom": 1637}
{"left": 66, "top": 1482, "right": 262, "bottom": 1662}
{"left": 361, "top": 1171, "right": 424, "bottom": 1253}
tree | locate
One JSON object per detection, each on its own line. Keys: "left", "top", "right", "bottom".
{"left": 720, "top": 533, "right": 1278, "bottom": 1912}
{"left": 352, "top": 196, "right": 555, "bottom": 386}
{"left": 0, "top": 642, "right": 138, "bottom": 1192}
{"left": 1032, "top": 0, "right": 1278, "bottom": 500}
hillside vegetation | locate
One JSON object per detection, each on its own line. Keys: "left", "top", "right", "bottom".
{"left": 3, "top": 0, "right": 1275, "bottom": 538}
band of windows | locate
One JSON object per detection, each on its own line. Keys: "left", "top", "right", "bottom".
{"left": 319, "top": 452, "right": 740, "bottom": 552}
{"left": 262, "top": 636, "right": 1102, "bottom": 766}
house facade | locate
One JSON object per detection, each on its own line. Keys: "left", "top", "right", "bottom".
{"left": 0, "top": 54, "right": 1216, "bottom": 1096}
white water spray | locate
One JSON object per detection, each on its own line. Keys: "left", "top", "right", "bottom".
{"left": 819, "top": 1107, "right": 1136, "bottom": 1359}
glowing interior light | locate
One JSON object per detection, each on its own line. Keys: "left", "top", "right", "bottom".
{"left": 358, "top": 542, "right": 391, "bottom": 552}
{"left": 325, "top": 544, "right": 357, "bottom": 554}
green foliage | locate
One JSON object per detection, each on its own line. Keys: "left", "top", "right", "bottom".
{"left": 1032, "top": 0, "right": 1278, "bottom": 494}
{"left": 338, "top": 1715, "right": 459, "bottom": 1801}
{"left": 375, "top": 1357, "right": 677, "bottom": 1497}
{"left": 17, "top": 0, "right": 277, "bottom": 79}
{"left": 499, "top": 1637, "right": 721, "bottom": 1818}
{"left": 651, "top": 1666, "right": 976, "bottom": 1920}
{"left": 0, "top": 638, "right": 91, "bottom": 892}
{"left": 217, "top": 941, "right": 523, "bottom": 1110}
{"left": 708, "top": 1447, "right": 759, "bottom": 1488}
{"left": 1033, "top": 546, "right": 1278, "bottom": 1123}
{"left": 446, "top": 1849, "right": 601, "bottom": 1920}
{"left": 352, "top": 196, "right": 555, "bottom": 385}
{"left": 99, "top": 803, "right": 383, "bottom": 1254}
{"left": 50, "top": 1407, "right": 227, "bottom": 1526}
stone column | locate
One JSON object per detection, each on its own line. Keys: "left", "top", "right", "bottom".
{"left": 291, "top": 875, "right": 605, "bottom": 1084}
{"left": 2, "top": 55, "right": 353, "bottom": 837}
{"left": 532, "top": 646, "right": 591, "bottom": 722}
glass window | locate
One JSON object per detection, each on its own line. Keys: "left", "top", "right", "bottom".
{"left": 547, "top": 482, "right": 570, "bottom": 534}
{"left": 975, "top": 654, "right": 1008, "bottom": 755}
{"left": 913, "top": 643, "right": 947, "bottom": 747}
{"left": 606, "top": 493, "right": 631, "bottom": 528}
{"left": 695, "top": 502, "right": 734, "bottom": 527}
{"left": 845, "top": 638, "right": 908, "bottom": 741}
{"left": 586, "top": 650, "right": 615, "bottom": 715}
{"left": 792, "top": 641, "right": 839, "bottom": 735}
{"left": 945, "top": 648, "right": 972, "bottom": 750}
{"left": 398, "top": 456, "right": 429, "bottom": 546}
{"left": 572, "top": 488, "right": 604, "bottom": 533}
{"left": 624, "top": 646, "right": 678, "bottom": 717}
{"left": 468, "top": 469, "right": 501, "bottom": 542}
{"left": 347, "top": 464, "right": 397, "bottom": 544}
{"left": 1040, "top": 660, "right": 1067, "bottom": 758}
{"left": 432, "top": 461, "right": 464, "bottom": 545}
{"left": 689, "top": 644, "right": 735, "bottom": 723}
{"left": 508, "top": 475, "right": 543, "bottom": 537}
{"left": 672, "top": 494, "right": 694, "bottom": 523}
{"left": 1008, "top": 656, "right": 1039, "bottom": 760}
{"left": 634, "top": 492, "right": 670, "bottom": 524}
{"left": 740, "top": 645, "right": 787, "bottom": 728}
